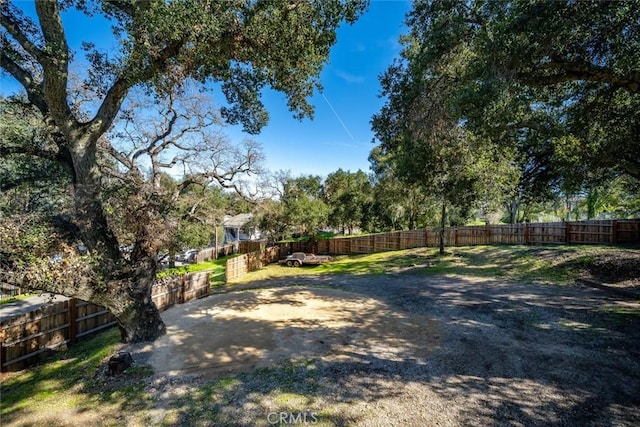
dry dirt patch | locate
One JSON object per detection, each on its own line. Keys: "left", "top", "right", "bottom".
{"left": 144, "top": 287, "right": 439, "bottom": 380}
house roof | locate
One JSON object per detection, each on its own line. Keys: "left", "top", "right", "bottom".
{"left": 223, "top": 213, "right": 254, "bottom": 228}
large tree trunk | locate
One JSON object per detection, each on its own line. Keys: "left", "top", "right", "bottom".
{"left": 61, "top": 134, "right": 167, "bottom": 342}
{"left": 108, "top": 260, "right": 167, "bottom": 342}
{"left": 507, "top": 200, "right": 519, "bottom": 224}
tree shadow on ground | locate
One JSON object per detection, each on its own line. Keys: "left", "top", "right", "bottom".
{"left": 137, "top": 272, "right": 640, "bottom": 426}
{"left": 3, "top": 270, "right": 639, "bottom": 426}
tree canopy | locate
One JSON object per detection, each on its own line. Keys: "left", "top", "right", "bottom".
{"left": 372, "top": 0, "right": 640, "bottom": 232}
{"left": 0, "top": 0, "right": 368, "bottom": 342}
{"left": 323, "top": 169, "right": 371, "bottom": 234}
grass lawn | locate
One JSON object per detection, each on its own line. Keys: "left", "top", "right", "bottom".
{"left": 227, "top": 244, "right": 633, "bottom": 286}
{"left": 157, "top": 257, "right": 231, "bottom": 288}
{"left": 0, "top": 328, "right": 149, "bottom": 425}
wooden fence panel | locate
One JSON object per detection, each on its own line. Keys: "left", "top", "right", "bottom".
{"left": 454, "top": 226, "right": 491, "bottom": 246}
{"left": 74, "top": 300, "right": 116, "bottom": 341}
{"left": 1, "top": 268, "right": 217, "bottom": 372}
{"left": 398, "top": 230, "right": 428, "bottom": 249}
{"left": 271, "top": 219, "right": 639, "bottom": 256}
{"left": 183, "top": 272, "right": 210, "bottom": 302}
{"left": 1, "top": 300, "right": 71, "bottom": 371}
{"left": 567, "top": 221, "right": 611, "bottom": 244}
{"left": 349, "top": 236, "right": 373, "bottom": 254}
{"left": 316, "top": 239, "right": 330, "bottom": 255}
{"left": 527, "top": 222, "right": 567, "bottom": 245}
{"left": 195, "top": 244, "right": 237, "bottom": 263}
{"left": 422, "top": 228, "right": 456, "bottom": 247}
{"left": 615, "top": 220, "right": 640, "bottom": 244}
{"left": 225, "top": 247, "right": 280, "bottom": 282}
{"left": 225, "top": 255, "right": 250, "bottom": 282}
{"left": 0, "top": 284, "right": 21, "bottom": 301}
{"left": 327, "top": 238, "right": 347, "bottom": 254}
{"left": 0, "top": 298, "right": 119, "bottom": 372}
{"left": 152, "top": 276, "right": 183, "bottom": 312}
{"left": 287, "top": 241, "right": 310, "bottom": 254}
{"left": 487, "top": 224, "right": 526, "bottom": 245}
{"left": 262, "top": 246, "right": 281, "bottom": 265}
{"left": 239, "top": 240, "right": 266, "bottom": 254}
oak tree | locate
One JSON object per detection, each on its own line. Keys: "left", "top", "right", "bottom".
{"left": 0, "top": 0, "right": 367, "bottom": 342}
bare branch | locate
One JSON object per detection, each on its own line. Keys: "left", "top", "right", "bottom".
{"left": 87, "top": 39, "right": 185, "bottom": 140}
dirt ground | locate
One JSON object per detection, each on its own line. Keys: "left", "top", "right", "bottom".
{"left": 141, "top": 287, "right": 439, "bottom": 379}
{"left": 118, "top": 264, "right": 640, "bottom": 426}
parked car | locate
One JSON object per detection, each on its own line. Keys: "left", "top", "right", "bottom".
{"left": 279, "top": 252, "right": 332, "bottom": 267}
{"left": 176, "top": 249, "right": 198, "bottom": 263}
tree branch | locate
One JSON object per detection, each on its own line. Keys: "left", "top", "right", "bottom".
{"left": 0, "top": 9, "right": 44, "bottom": 62}
{"left": 516, "top": 62, "right": 640, "bottom": 94}
{"left": 34, "top": 1, "right": 74, "bottom": 124}
{"left": 87, "top": 38, "right": 185, "bottom": 141}
{"left": 105, "top": 0, "right": 138, "bottom": 17}
{"left": 0, "top": 50, "right": 47, "bottom": 111}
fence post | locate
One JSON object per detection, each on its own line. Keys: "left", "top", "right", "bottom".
{"left": 69, "top": 298, "right": 78, "bottom": 344}
{"left": 454, "top": 227, "right": 458, "bottom": 246}
{"left": 180, "top": 274, "right": 186, "bottom": 303}
{"left": 611, "top": 220, "right": 618, "bottom": 245}
{"left": 0, "top": 320, "right": 5, "bottom": 372}
{"left": 524, "top": 223, "right": 530, "bottom": 245}
{"left": 565, "top": 221, "right": 571, "bottom": 244}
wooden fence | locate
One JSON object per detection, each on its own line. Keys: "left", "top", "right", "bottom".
{"left": 194, "top": 244, "right": 237, "bottom": 263}
{"left": 225, "top": 246, "right": 280, "bottom": 282}
{"left": 151, "top": 272, "right": 211, "bottom": 311}
{"left": 0, "top": 283, "right": 22, "bottom": 301}
{"left": 277, "top": 219, "right": 640, "bottom": 256}
{"left": 0, "top": 299, "right": 116, "bottom": 372}
{"left": 0, "top": 271, "right": 210, "bottom": 372}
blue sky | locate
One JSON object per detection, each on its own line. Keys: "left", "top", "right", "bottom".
{"left": 1, "top": 1, "right": 411, "bottom": 178}
{"left": 236, "top": 0, "right": 412, "bottom": 177}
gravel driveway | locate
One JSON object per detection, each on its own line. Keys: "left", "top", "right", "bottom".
{"left": 130, "top": 270, "right": 640, "bottom": 426}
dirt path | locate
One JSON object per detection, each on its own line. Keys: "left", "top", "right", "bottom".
{"left": 124, "top": 272, "right": 640, "bottom": 426}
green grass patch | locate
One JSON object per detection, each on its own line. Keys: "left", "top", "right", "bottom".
{"left": 598, "top": 303, "right": 640, "bottom": 328}
{"left": 157, "top": 257, "right": 229, "bottom": 279}
{"left": 1, "top": 327, "right": 158, "bottom": 425}
{"left": 0, "top": 293, "right": 39, "bottom": 305}
{"left": 413, "top": 245, "right": 599, "bottom": 284}
{"left": 1, "top": 328, "right": 123, "bottom": 417}
{"left": 228, "top": 248, "right": 437, "bottom": 284}
{"left": 228, "top": 244, "right": 638, "bottom": 286}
